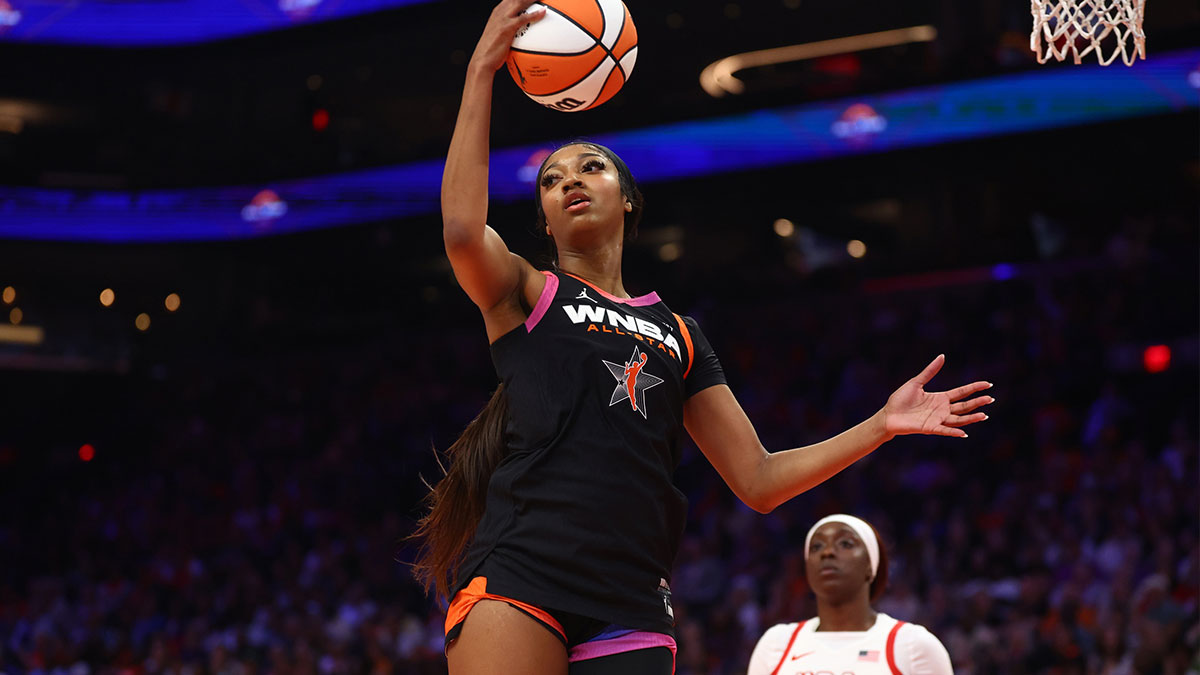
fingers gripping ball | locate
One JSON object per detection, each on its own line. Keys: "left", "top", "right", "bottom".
{"left": 507, "top": 0, "right": 638, "bottom": 112}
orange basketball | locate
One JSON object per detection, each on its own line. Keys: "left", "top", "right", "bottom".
{"left": 507, "top": 0, "right": 638, "bottom": 113}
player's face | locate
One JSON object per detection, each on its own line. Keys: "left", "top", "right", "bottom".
{"left": 805, "top": 523, "right": 873, "bottom": 602}
{"left": 539, "top": 144, "right": 631, "bottom": 247}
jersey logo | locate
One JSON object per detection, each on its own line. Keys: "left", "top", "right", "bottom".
{"left": 603, "top": 346, "right": 664, "bottom": 419}
{"left": 575, "top": 288, "right": 597, "bottom": 303}
{"left": 562, "top": 304, "right": 683, "bottom": 361}
{"left": 791, "top": 652, "right": 815, "bottom": 661}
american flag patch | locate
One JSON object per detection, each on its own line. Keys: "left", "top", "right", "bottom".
{"left": 858, "top": 650, "right": 880, "bottom": 662}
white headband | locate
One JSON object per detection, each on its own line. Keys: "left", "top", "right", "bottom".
{"left": 804, "top": 514, "right": 880, "bottom": 581}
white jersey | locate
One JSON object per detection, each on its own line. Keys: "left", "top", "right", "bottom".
{"left": 746, "top": 612, "right": 952, "bottom": 675}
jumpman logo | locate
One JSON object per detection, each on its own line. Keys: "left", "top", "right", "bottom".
{"left": 576, "top": 288, "right": 597, "bottom": 303}
{"left": 602, "top": 346, "right": 664, "bottom": 419}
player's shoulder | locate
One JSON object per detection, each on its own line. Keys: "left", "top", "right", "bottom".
{"left": 885, "top": 616, "right": 953, "bottom": 675}
{"left": 755, "top": 620, "right": 808, "bottom": 647}
{"left": 748, "top": 621, "right": 811, "bottom": 675}
{"left": 894, "top": 619, "right": 943, "bottom": 646}
{"left": 766, "top": 620, "right": 805, "bottom": 635}
{"left": 875, "top": 614, "right": 948, "bottom": 653}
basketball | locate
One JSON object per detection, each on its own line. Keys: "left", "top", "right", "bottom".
{"left": 507, "top": 0, "right": 638, "bottom": 112}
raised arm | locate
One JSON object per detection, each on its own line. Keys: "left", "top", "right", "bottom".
{"left": 684, "top": 354, "right": 993, "bottom": 513}
{"left": 442, "top": 1, "right": 546, "bottom": 341}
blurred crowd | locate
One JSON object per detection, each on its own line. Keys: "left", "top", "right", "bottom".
{"left": 1, "top": 212, "right": 1197, "bottom": 675}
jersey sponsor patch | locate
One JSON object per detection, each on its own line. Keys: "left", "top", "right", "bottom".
{"left": 603, "top": 346, "right": 664, "bottom": 419}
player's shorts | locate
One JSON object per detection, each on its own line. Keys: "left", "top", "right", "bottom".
{"left": 445, "top": 575, "right": 677, "bottom": 671}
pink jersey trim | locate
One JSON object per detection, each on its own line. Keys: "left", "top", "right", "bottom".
{"left": 524, "top": 271, "right": 559, "bottom": 332}
{"left": 567, "top": 630, "right": 677, "bottom": 666}
{"left": 624, "top": 293, "right": 662, "bottom": 307}
{"left": 563, "top": 271, "right": 661, "bottom": 307}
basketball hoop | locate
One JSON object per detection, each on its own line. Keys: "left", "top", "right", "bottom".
{"left": 1030, "top": 0, "right": 1146, "bottom": 66}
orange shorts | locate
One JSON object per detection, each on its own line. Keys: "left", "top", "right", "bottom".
{"left": 444, "top": 576, "right": 570, "bottom": 645}
{"left": 444, "top": 576, "right": 678, "bottom": 671}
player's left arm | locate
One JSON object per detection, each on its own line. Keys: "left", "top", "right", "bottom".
{"left": 684, "top": 355, "right": 992, "bottom": 514}
{"left": 897, "top": 624, "right": 954, "bottom": 675}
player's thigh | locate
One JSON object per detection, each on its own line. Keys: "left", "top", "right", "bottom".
{"left": 447, "top": 599, "right": 568, "bottom": 675}
{"left": 569, "top": 647, "right": 674, "bottom": 675}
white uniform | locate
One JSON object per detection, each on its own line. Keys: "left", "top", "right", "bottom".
{"left": 746, "top": 612, "right": 952, "bottom": 675}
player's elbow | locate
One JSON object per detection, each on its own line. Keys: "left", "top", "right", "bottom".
{"left": 744, "top": 492, "right": 778, "bottom": 514}
{"left": 741, "top": 454, "right": 779, "bottom": 514}
{"left": 738, "top": 479, "right": 777, "bottom": 514}
{"left": 747, "top": 499, "right": 775, "bottom": 515}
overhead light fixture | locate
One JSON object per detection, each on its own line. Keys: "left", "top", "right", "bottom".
{"left": 700, "top": 25, "right": 937, "bottom": 97}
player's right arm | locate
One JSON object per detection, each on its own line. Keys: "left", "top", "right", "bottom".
{"left": 746, "top": 624, "right": 794, "bottom": 675}
{"left": 442, "top": 1, "right": 547, "bottom": 342}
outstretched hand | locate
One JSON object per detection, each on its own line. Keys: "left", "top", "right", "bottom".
{"left": 883, "top": 354, "right": 993, "bottom": 439}
{"left": 471, "top": 1, "right": 547, "bottom": 73}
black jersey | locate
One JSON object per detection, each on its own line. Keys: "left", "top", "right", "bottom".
{"left": 454, "top": 270, "right": 726, "bottom": 634}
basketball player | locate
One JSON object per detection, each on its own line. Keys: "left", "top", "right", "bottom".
{"left": 411, "top": 2, "right": 995, "bottom": 673}
{"left": 747, "top": 515, "right": 953, "bottom": 675}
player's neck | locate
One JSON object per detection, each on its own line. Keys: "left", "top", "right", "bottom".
{"left": 558, "top": 249, "right": 628, "bottom": 299}
{"left": 815, "top": 601, "right": 877, "bottom": 632}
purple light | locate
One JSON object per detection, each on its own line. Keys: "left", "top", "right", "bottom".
{"left": 991, "top": 263, "right": 1017, "bottom": 281}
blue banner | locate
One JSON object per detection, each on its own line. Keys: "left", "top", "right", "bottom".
{"left": 1, "top": 48, "right": 1196, "bottom": 242}
{"left": 0, "top": 0, "right": 434, "bottom": 46}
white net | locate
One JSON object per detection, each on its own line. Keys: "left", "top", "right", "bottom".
{"left": 1030, "top": 0, "right": 1146, "bottom": 66}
